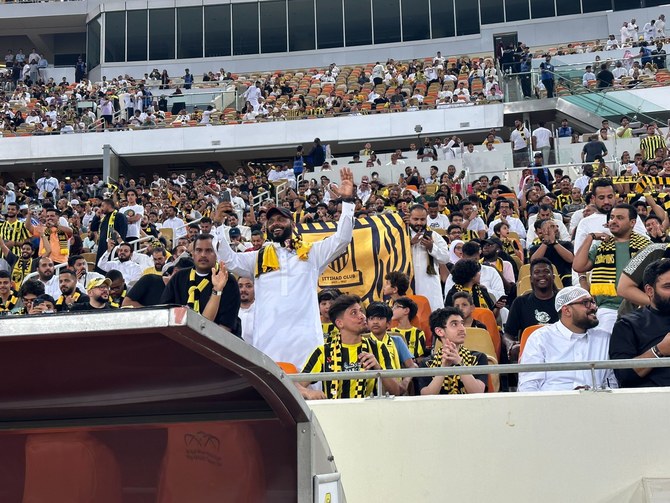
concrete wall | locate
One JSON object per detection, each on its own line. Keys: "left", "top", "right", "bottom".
{"left": 309, "top": 389, "right": 670, "bottom": 503}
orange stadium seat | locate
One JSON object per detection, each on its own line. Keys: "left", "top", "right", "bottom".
{"left": 519, "top": 324, "right": 544, "bottom": 361}
{"left": 407, "top": 294, "right": 433, "bottom": 348}
{"left": 472, "top": 307, "right": 501, "bottom": 359}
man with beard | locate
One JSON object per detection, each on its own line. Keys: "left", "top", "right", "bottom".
{"left": 97, "top": 241, "right": 142, "bottom": 286}
{"left": 238, "top": 277, "right": 255, "bottom": 343}
{"left": 519, "top": 286, "right": 616, "bottom": 391}
{"left": 504, "top": 258, "right": 559, "bottom": 362}
{"left": 106, "top": 269, "right": 127, "bottom": 308}
{"left": 573, "top": 179, "right": 647, "bottom": 284}
{"left": 217, "top": 167, "right": 355, "bottom": 371}
{"left": 0, "top": 202, "right": 33, "bottom": 256}
{"left": 68, "top": 254, "right": 104, "bottom": 292}
{"left": 162, "top": 233, "right": 240, "bottom": 334}
{"left": 90, "top": 198, "right": 128, "bottom": 270}
{"left": 611, "top": 259, "right": 670, "bottom": 387}
{"left": 34, "top": 255, "right": 61, "bottom": 299}
{"left": 574, "top": 203, "right": 650, "bottom": 334}
{"left": 54, "top": 268, "right": 89, "bottom": 312}
{"left": 72, "top": 277, "right": 113, "bottom": 310}
{"left": 407, "top": 204, "right": 450, "bottom": 311}
{"left": 0, "top": 239, "right": 37, "bottom": 288}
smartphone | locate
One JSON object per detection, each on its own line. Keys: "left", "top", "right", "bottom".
{"left": 498, "top": 295, "right": 508, "bottom": 304}
{"left": 221, "top": 191, "right": 231, "bottom": 202}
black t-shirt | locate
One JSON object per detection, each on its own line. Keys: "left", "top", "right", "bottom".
{"left": 504, "top": 292, "right": 558, "bottom": 340}
{"left": 70, "top": 302, "right": 112, "bottom": 311}
{"left": 596, "top": 69, "right": 614, "bottom": 88}
{"left": 161, "top": 267, "right": 241, "bottom": 335}
{"left": 127, "top": 274, "right": 165, "bottom": 307}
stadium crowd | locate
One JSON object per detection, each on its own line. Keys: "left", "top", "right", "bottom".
{"left": 1, "top": 120, "right": 670, "bottom": 397}
{"left": 1, "top": 17, "right": 669, "bottom": 136}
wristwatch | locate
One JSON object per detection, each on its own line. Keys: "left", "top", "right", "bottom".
{"left": 212, "top": 290, "right": 223, "bottom": 296}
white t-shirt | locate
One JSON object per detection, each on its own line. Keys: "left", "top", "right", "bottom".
{"left": 120, "top": 204, "right": 144, "bottom": 238}
{"left": 532, "top": 127, "right": 552, "bottom": 148}
{"left": 427, "top": 214, "right": 450, "bottom": 230}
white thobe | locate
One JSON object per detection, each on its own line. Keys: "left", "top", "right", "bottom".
{"left": 526, "top": 215, "right": 570, "bottom": 244}
{"left": 218, "top": 202, "right": 354, "bottom": 370}
{"left": 239, "top": 303, "right": 256, "bottom": 343}
{"left": 519, "top": 321, "right": 617, "bottom": 391}
{"left": 242, "top": 86, "right": 262, "bottom": 111}
{"left": 40, "top": 275, "right": 62, "bottom": 299}
{"left": 410, "top": 229, "right": 450, "bottom": 311}
{"left": 488, "top": 217, "right": 526, "bottom": 240}
{"left": 97, "top": 251, "right": 143, "bottom": 286}
{"left": 77, "top": 271, "right": 104, "bottom": 291}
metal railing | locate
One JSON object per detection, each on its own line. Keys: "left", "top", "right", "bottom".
{"left": 288, "top": 358, "right": 670, "bottom": 397}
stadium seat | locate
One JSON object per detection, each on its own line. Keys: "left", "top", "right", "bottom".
{"left": 407, "top": 294, "right": 433, "bottom": 348}
{"left": 276, "top": 361, "right": 298, "bottom": 374}
{"left": 519, "top": 324, "right": 544, "bottom": 360}
{"left": 464, "top": 327, "right": 496, "bottom": 359}
{"left": 22, "top": 432, "right": 123, "bottom": 503}
{"left": 472, "top": 307, "right": 501, "bottom": 359}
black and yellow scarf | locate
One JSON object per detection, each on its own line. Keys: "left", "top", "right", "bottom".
{"left": 502, "top": 238, "right": 519, "bottom": 258}
{"left": 44, "top": 226, "right": 69, "bottom": 255}
{"left": 110, "top": 288, "right": 126, "bottom": 309}
{"left": 56, "top": 290, "right": 81, "bottom": 309}
{"left": 590, "top": 232, "right": 650, "bottom": 297}
{"left": 187, "top": 269, "right": 212, "bottom": 312}
{"left": 426, "top": 345, "right": 478, "bottom": 394}
{"left": 106, "top": 210, "right": 118, "bottom": 240}
{"left": 11, "top": 258, "right": 32, "bottom": 288}
{"left": 322, "top": 322, "right": 339, "bottom": 342}
{"left": 0, "top": 290, "right": 19, "bottom": 312}
{"left": 454, "top": 283, "right": 494, "bottom": 310}
{"left": 254, "top": 237, "right": 311, "bottom": 278}
{"left": 462, "top": 229, "right": 479, "bottom": 242}
{"left": 323, "top": 334, "right": 375, "bottom": 399}
{"left": 481, "top": 257, "right": 503, "bottom": 274}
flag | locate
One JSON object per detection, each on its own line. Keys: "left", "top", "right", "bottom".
{"left": 298, "top": 213, "right": 413, "bottom": 303}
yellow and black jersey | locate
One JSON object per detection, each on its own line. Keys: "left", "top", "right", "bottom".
{"left": 640, "top": 135, "right": 667, "bottom": 160}
{"left": 302, "top": 337, "right": 393, "bottom": 399}
{"left": 0, "top": 220, "right": 30, "bottom": 255}
{"left": 390, "top": 326, "right": 427, "bottom": 358}
{"left": 364, "top": 332, "right": 402, "bottom": 370}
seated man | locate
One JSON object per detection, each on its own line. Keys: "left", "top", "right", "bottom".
{"left": 444, "top": 241, "right": 505, "bottom": 302}
{"left": 451, "top": 292, "right": 488, "bottom": 329}
{"left": 611, "top": 259, "right": 670, "bottom": 388}
{"left": 72, "top": 277, "right": 113, "bottom": 311}
{"left": 519, "top": 286, "right": 616, "bottom": 391}
{"left": 504, "top": 258, "right": 559, "bottom": 362}
{"left": 300, "top": 295, "right": 399, "bottom": 399}
{"left": 97, "top": 241, "right": 143, "bottom": 286}
{"left": 415, "top": 307, "right": 487, "bottom": 395}
{"left": 55, "top": 268, "right": 89, "bottom": 312}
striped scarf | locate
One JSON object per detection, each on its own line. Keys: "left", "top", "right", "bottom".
{"left": 481, "top": 257, "right": 503, "bottom": 274}
{"left": 454, "top": 283, "right": 493, "bottom": 310}
{"left": 187, "top": 268, "right": 211, "bottom": 312}
{"left": 323, "top": 334, "right": 374, "bottom": 399}
{"left": 106, "top": 210, "right": 118, "bottom": 240}
{"left": 590, "top": 232, "right": 650, "bottom": 297}
{"left": 56, "top": 291, "right": 81, "bottom": 309}
{"left": 0, "top": 291, "right": 18, "bottom": 312}
{"left": 427, "top": 345, "right": 478, "bottom": 394}
{"left": 11, "top": 258, "right": 32, "bottom": 288}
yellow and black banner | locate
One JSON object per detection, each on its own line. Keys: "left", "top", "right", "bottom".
{"left": 298, "top": 213, "right": 413, "bottom": 303}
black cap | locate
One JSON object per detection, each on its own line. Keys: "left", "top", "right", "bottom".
{"left": 534, "top": 152, "right": 543, "bottom": 158}
{"left": 229, "top": 227, "right": 241, "bottom": 238}
{"left": 266, "top": 206, "right": 292, "bottom": 220}
{"left": 484, "top": 237, "right": 503, "bottom": 248}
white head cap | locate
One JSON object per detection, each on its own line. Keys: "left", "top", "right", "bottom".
{"left": 555, "top": 286, "right": 591, "bottom": 312}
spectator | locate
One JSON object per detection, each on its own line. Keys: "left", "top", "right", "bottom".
{"left": 504, "top": 258, "right": 559, "bottom": 362}
{"left": 299, "top": 294, "right": 398, "bottom": 399}
{"left": 382, "top": 271, "right": 409, "bottom": 305}
{"left": 161, "top": 234, "right": 241, "bottom": 333}
{"left": 54, "top": 268, "right": 89, "bottom": 312}
{"left": 580, "top": 135, "right": 608, "bottom": 163}
{"left": 529, "top": 219, "right": 574, "bottom": 286}
{"left": 390, "top": 296, "right": 428, "bottom": 358}
{"left": 71, "top": 277, "right": 113, "bottom": 311}
{"left": 611, "top": 259, "right": 670, "bottom": 388}
{"left": 519, "top": 286, "right": 616, "bottom": 391}
{"left": 97, "top": 242, "right": 143, "bottom": 286}
{"left": 451, "top": 291, "right": 488, "bottom": 329}
{"left": 416, "top": 307, "right": 487, "bottom": 395}
{"left": 0, "top": 270, "right": 18, "bottom": 313}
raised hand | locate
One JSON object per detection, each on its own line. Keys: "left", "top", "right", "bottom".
{"left": 333, "top": 167, "right": 354, "bottom": 199}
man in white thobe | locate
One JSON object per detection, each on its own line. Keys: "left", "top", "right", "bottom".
{"left": 242, "top": 81, "right": 262, "bottom": 112}
{"left": 408, "top": 204, "right": 450, "bottom": 311}
{"left": 217, "top": 168, "right": 356, "bottom": 371}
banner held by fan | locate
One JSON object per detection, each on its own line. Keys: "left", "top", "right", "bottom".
{"left": 298, "top": 213, "right": 413, "bottom": 303}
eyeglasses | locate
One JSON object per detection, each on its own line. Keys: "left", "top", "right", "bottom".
{"left": 567, "top": 299, "right": 597, "bottom": 308}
